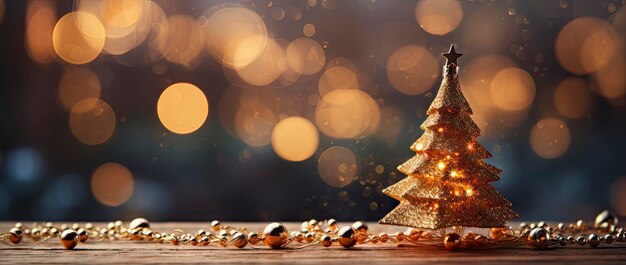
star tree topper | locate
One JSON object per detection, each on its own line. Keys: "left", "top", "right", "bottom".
{"left": 379, "top": 44, "right": 519, "bottom": 229}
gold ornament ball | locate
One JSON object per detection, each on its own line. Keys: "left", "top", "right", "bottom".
{"left": 528, "top": 227, "right": 550, "bottom": 249}
{"left": 604, "top": 234, "right": 614, "bottom": 244}
{"left": 211, "top": 220, "right": 221, "bottom": 231}
{"left": 262, "top": 222, "right": 289, "bottom": 249}
{"left": 321, "top": 235, "right": 333, "bottom": 247}
{"left": 337, "top": 226, "right": 357, "bottom": 248}
{"left": 327, "top": 219, "right": 338, "bottom": 230}
{"left": 129, "top": 218, "right": 150, "bottom": 231}
{"left": 351, "top": 221, "right": 368, "bottom": 234}
{"left": 594, "top": 210, "right": 619, "bottom": 230}
{"left": 9, "top": 228, "right": 23, "bottom": 244}
{"left": 588, "top": 234, "right": 600, "bottom": 248}
{"left": 406, "top": 228, "right": 421, "bottom": 241}
{"left": 488, "top": 228, "right": 507, "bottom": 241}
{"left": 60, "top": 229, "right": 78, "bottom": 250}
{"left": 248, "top": 232, "right": 260, "bottom": 245}
{"left": 444, "top": 233, "right": 462, "bottom": 251}
{"left": 378, "top": 232, "right": 389, "bottom": 243}
{"left": 231, "top": 232, "right": 248, "bottom": 248}
{"left": 77, "top": 228, "right": 88, "bottom": 242}
{"left": 462, "top": 232, "right": 475, "bottom": 248}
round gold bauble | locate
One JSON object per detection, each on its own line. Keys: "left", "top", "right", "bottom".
{"left": 444, "top": 232, "right": 462, "bottom": 250}
{"left": 262, "top": 222, "right": 289, "bottom": 249}
{"left": 129, "top": 218, "right": 150, "bottom": 231}
{"left": 77, "top": 228, "right": 88, "bottom": 242}
{"left": 9, "top": 228, "right": 22, "bottom": 244}
{"left": 60, "top": 229, "right": 78, "bottom": 250}
{"left": 337, "top": 226, "right": 357, "bottom": 248}
{"left": 321, "top": 235, "right": 333, "bottom": 247}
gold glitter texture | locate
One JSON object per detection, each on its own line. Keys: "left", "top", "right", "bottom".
{"left": 380, "top": 49, "right": 519, "bottom": 229}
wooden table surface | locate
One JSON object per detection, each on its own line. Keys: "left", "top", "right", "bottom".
{"left": 1, "top": 222, "right": 625, "bottom": 264}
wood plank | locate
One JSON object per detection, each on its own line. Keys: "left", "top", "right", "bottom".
{"left": 1, "top": 222, "right": 625, "bottom": 264}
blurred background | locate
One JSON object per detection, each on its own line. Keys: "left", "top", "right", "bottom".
{"left": 1, "top": 0, "right": 626, "bottom": 222}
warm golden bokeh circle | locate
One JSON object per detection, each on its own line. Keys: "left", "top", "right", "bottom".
{"left": 554, "top": 78, "right": 593, "bottom": 118}
{"left": 52, "top": 11, "right": 106, "bottom": 64}
{"left": 555, "top": 17, "right": 618, "bottom": 75}
{"left": 318, "top": 146, "right": 357, "bottom": 188}
{"left": 318, "top": 66, "right": 359, "bottom": 96}
{"left": 58, "top": 67, "right": 101, "bottom": 111}
{"left": 201, "top": 6, "right": 268, "bottom": 69}
{"left": 387, "top": 45, "right": 438, "bottom": 95}
{"left": 315, "top": 89, "right": 380, "bottom": 139}
{"left": 593, "top": 55, "right": 626, "bottom": 99}
{"left": 235, "top": 38, "right": 286, "bottom": 86}
{"left": 490, "top": 67, "right": 536, "bottom": 111}
{"left": 286, "top": 37, "right": 326, "bottom": 75}
{"left": 415, "top": 0, "right": 464, "bottom": 36}
{"left": 69, "top": 98, "right": 116, "bottom": 145}
{"left": 26, "top": 0, "right": 56, "bottom": 64}
{"left": 163, "top": 15, "right": 204, "bottom": 68}
{"left": 235, "top": 103, "right": 276, "bottom": 147}
{"left": 529, "top": 117, "right": 571, "bottom": 159}
{"left": 271, "top": 117, "right": 319, "bottom": 162}
{"left": 157, "top": 83, "right": 209, "bottom": 135}
{"left": 91, "top": 162, "right": 134, "bottom": 207}
{"left": 303, "top": 23, "right": 316, "bottom": 37}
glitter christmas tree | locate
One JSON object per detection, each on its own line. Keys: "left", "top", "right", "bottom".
{"left": 379, "top": 45, "right": 519, "bottom": 229}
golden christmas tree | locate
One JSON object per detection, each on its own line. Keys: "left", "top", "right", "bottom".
{"left": 379, "top": 45, "right": 519, "bottom": 229}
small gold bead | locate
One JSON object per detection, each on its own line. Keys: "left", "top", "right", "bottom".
{"left": 395, "top": 231, "right": 405, "bottom": 242}
{"left": 327, "top": 219, "right": 338, "bottom": 230}
{"left": 60, "top": 224, "right": 68, "bottom": 230}
{"left": 291, "top": 231, "right": 303, "bottom": 242}
{"left": 9, "top": 228, "right": 23, "bottom": 244}
{"left": 263, "top": 223, "right": 289, "bottom": 249}
{"left": 576, "top": 220, "right": 586, "bottom": 231}
{"left": 378, "top": 233, "right": 389, "bottom": 243}
{"left": 72, "top": 223, "right": 80, "bottom": 230}
{"left": 201, "top": 236, "right": 210, "bottom": 246}
{"left": 197, "top": 229, "right": 207, "bottom": 238}
{"left": 406, "top": 228, "right": 421, "bottom": 241}
{"left": 369, "top": 235, "right": 379, "bottom": 244}
{"left": 190, "top": 237, "right": 198, "bottom": 246}
{"left": 85, "top": 223, "right": 93, "bottom": 230}
{"left": 321, "top": 235, "right": 332, "bottom": 247}
{"left": 45, "top": 222, "right": 53, "bottom": 228}
{"left": 15, "top": 222, "right": 22, "bottom": 229}
{"left": 143, "top": 230, "right": 154, "bottom": 241}
{"left": 129, "top": 218, "right": 150, "bottom": 231}
{"left": 304, "top": 232, "right": 315, "bottom": 243}
{"left": 248, "top": 232, "right": 260, "bottom": 245}
{"left": 77, "top": 229, "right": 88, "bottom": 242}
{"left": 351, "top": 221, "right": 368, "bottom": 234}
{"left": 211, "top": 220, "right": 221, "bottom": 231}
{"left": 107, "top": 222, "right": 115, "bottom": 230}
{"left": 337, "top": 226, "right": 357, "bottom": 248}
{"left": 444, "top": 233, "right": 461, "bottom": 251}
{"left": 60, "top": 229, "right": 78, "bottom": 250}
{"left": 50, "top": 228, "right": 59, "bottom": 236}
{"left": 231, "top": 232, "right": 248, "bottom": 248}
{"left": 462, "top": 232, "right": 475, "bottom": 248}
{"left": 171, "top": 236, "right": 179, "bottom": 245}
{"left": 219, "top": 229, "right": 229, "bottom": 238}
{"left": 300, "top": 221, "right": 309, "bottom": 232}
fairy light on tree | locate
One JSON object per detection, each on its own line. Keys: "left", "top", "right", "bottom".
{"left": 380, "top": 44, "right": 519, "bottom": 229}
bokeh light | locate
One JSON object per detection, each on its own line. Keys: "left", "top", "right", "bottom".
{"left": 162, "top": 15, "right": 204, "bottom": 68}
{"left": 592, "top": 54, "right": 626, "bottom": 99}
{"left": 91, "top": 162, "right": 134, "bottom": 207}
{"left": 386, "top": 45, "right": 438, "bottom": 95}
{"left": 370, "top": 21, "right": 426, "bottom": 68}
{"left": 318, "top": 66, "right": 358, "bottom": 96}
{"left": 490, "top": 67, "right": 536, "bottom": 111}
{"left": 462, "top": 8, "right": 508, "bottom": 51}
{"left": 315, "top": 89, "right": 380, "bottom": 139}
{"left": 235, "top": 103, "right": 276, "bottom": 147}
{"left": 286, "top": 37, "right": 325, "bottom": 75}
{"left": 271, "top": 117, "right": 319, "bottom": 162}
{"left": 529, "top": 117, "right": 571, "bottom": 159}
{"left": 25, "top": 0, "right": 56, "bottom": 64}
{"left": 69, "top": 98, "right": 116, "bottom": 145}
{"left": 52, "top": 11, "right": 106, "bottom": 64}
{"left": 5, "top": 147, "right": 43, "bottom": 183}
{"left": 318, "top": 146, "right": 357, "bottom": 188}
{"left": 303, "top": 23, "right": 316, "bottom": 37}
{"left": 201, "top": 6, "right": 268, "bottom": 69}
{"left": 235, "top": 38, "right": 286, "bottom": 86}
{"left": 58, "top": 67, "right": 101, "bottom": 111}
{"left": 157, "top": 83, "right": 209, "bottom": 134}
{"left": 610, "top": 176, "right": 626, "bottom": 216}
{"left": 555, "top": 17, "right": 619, "bottom": 75}
{"left": 554, "top": 78, "right": 593, "bottom": 118}
{"left": 415, "top": 0, "right": 463, "bottom": 36}
{"left": 76, "top": 0, "right": 152, "bottom": 55}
